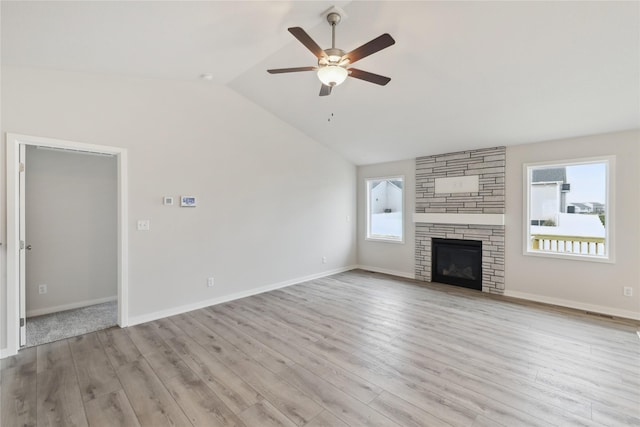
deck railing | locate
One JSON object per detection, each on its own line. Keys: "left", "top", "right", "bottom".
{"left": 531, "top": 234, "right": 606, "bottom": 256}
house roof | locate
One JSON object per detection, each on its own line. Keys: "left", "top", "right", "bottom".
{"left": 570, "top": 202, "right": 590, "bottom": 210}
{"left": 371, "top": 179, "right": 402, "bottom": 191}
{"left": 532, "top": 168, "right": 567, "bottom": 183}
{"left": 2, "top": 1, "right": 638, "bottom": 165}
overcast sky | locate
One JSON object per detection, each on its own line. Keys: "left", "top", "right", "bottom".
{"left": 565, "top": 163, "right": 606, "bottom": 204}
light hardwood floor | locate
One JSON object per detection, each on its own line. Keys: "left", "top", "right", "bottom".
{"left": 2, "top": 270, "right": 639, "bottom": 426}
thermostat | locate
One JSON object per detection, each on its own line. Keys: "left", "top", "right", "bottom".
{"left": 181, "top": 196, "right": 197, "bottom": 207}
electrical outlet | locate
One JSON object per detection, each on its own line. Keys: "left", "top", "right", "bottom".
{"left": 137, "top": 219, "right": 150, "bottom": 231}
{"left": 623, "top": 287, "right": 633, "bottom": 297}
{"left": 38, "top": 284, "right": 47, "bottom": 294}
{"left": 207, "top": 277, "right": 215, "bottom": 288}
{"left": 322, "top": 256, "right": 327, "bottom": 264}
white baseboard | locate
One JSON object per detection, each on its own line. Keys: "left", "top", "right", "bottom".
{"left": 356, "top": 265, "right": 415, "bottom": 279}
{"left": 503, "top": 290, "right": 640, "bottom": 321}
{"left": 128, "top": 265, "right": 359, "bottom": 327}
{"left": 27, "top": 296, "right": 117, "bottom": 318}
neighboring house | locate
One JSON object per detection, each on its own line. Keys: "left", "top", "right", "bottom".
{"left": 530, "top": 167, "right": 570, "bottom": 225}
{"left": 567, "top": 201, "right": 606, "bottom": 214}
{"left": 531, "top": 169, "right": 606, "bottom": 236}
{"left": 589, "top": 201, "right": 605, "bottom": 214}
{"left": 370, "top": 180, "right": 402, "bottom": 214}
{"left": 568, "top": 202, "right": 591, "bottom": 213}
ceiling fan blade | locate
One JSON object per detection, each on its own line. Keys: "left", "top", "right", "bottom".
{"left": 319, "top": 84, "right": 332, "bottom": 96}
{"left": 348, "top": 68, "right": 391, "bottom": 86}
{"left": 267, "top": 66, "right": 317, "bottom": 74}
{"left": 343, "top": 33, "right": 395, "bottom": 64}
{"left": 288, "top": 27, "right": 326, "bottom": 59}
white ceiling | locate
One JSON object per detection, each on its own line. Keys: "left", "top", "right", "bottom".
{"left": 2, "top": 1, "right": 639, "bottom": 165}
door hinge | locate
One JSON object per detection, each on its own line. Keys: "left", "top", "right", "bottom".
{"left": 19, "top": 162, "right": 25, "bottom": 172}
{"left": 20, "top": 318, "right": 25, "bottom": 327}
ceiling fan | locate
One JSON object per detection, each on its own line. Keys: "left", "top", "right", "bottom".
{"left": 267, "top": 11, "right": 395, "bottom": 96}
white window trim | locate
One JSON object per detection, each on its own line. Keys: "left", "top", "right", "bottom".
{"left": 365, "top": 175, "right": 405, "bottom": 244}
{"left": 522, "top": 156, "right": 615, "bottom": 263}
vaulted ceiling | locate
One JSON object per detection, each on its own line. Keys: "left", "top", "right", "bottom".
{"left": 2, "top": 1, "right": 639, "bottom": 164}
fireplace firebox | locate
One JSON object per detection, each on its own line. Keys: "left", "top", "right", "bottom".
{"left": 432, "top": 238, "right": 482, "bottom": 291}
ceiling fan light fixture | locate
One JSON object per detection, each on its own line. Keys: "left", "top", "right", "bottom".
{"left": 317, "top": 65, "right": 348, "bottom": 87}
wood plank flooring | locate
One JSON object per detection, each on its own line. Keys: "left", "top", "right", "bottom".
{"left": 2, "top": 270, "right": 639, "bottom": 426}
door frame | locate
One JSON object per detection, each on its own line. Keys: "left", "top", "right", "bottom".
{"left": 5, "top": 133, "right": 129, "bottom": 356}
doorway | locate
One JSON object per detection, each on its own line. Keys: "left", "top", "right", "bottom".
{"left": 6, "top": 134, "right": 129, "bottom": 356}
{"left": 24, "top": 145, "right": 117, "bottom": 346}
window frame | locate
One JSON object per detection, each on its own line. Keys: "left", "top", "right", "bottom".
{"left": 365, "top": 175, "right": 405, "bottom": 244}
{"left": 523, "top": 156, "right": 615, "bottom": 263}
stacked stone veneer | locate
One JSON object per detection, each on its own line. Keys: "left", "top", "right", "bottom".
{"left": 415, "top": 147, "right": 506, "bottom": 294}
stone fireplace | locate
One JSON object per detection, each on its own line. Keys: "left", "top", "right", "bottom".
{"left": 415, "top": 147, "right": 505, "bottom": 294}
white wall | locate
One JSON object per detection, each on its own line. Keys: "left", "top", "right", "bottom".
{"left": 1, "top": 66, "right": 357, "bottom": 351}
{"left": 505, "top": 130, "right": 640, "bottom": 319}
{"left": 25, "top": 146, "right": 117, "bottom": 316}
{"left": 357, "top": 159, "right": 416, "bottom": 278}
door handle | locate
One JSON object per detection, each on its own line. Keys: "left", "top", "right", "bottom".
{"left": 26, "top": 245, "right": 32, "bottom": 251}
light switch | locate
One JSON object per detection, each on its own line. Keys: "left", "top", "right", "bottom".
{"left": 137, "top": 220, "right": 150, "bottom": 231}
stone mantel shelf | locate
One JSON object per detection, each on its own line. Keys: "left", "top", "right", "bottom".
{"left": 413, "top": 213, "right": 505, "bottom": 226}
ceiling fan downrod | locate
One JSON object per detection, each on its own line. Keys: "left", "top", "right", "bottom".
{"left": 323, "top": 12, "right": 346, "bottom": 67}
{"left": 328, "top": 12, "right": 341, "bottom": 49}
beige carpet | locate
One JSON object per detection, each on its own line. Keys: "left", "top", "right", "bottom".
{"left": 25, "top": 301, "right": 117, "bottom": 347}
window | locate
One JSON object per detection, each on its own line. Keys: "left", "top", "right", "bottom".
{"left": 524, "top": 157, "right": 613, "bottom": 261}
{"left": 366, "top": 176, "right": 404, "bottom": 242}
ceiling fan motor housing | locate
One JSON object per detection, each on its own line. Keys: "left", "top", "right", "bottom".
{"left": 319, "top": 48, "right": 347, "bottom": 66}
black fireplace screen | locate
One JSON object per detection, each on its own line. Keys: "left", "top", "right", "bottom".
{"left": 432, "top": 238, "right": 482, "bottom": 291}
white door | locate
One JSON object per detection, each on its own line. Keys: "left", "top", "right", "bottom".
{"left": 19, "top": 143, "right": 27, "bottom": 347}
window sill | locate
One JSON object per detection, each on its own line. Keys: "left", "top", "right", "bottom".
{"left": 366, "top": 236, "right": 405, "bottom": 244}
{"left": 524, "top": 250, "right": 614, "bottom": 264}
